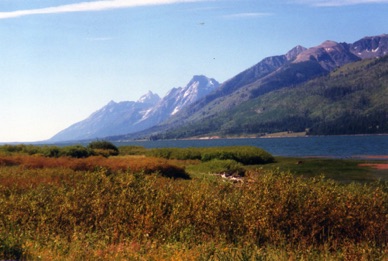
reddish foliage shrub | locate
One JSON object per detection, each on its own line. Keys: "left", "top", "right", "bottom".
{"left": 0, "top": 156, "right": 21, "bottom": 166}
{"left": 0, "top": 155, "right": 189, "bottom": 179}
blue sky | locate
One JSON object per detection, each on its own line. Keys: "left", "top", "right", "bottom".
{"left": 0, "top": 0, "right": 387, "bottom": 142}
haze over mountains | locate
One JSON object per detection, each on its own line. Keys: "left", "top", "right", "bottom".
{"left": 49, "top": 34, "right": 388, "bottom": 142}
{"left": 50, "top": 76, "right": 219, "bottom": 142}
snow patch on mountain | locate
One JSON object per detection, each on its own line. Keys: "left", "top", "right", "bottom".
{"left": 49, "top": 76, "right": 219, "bottom": 142}
{"left": 137, "top": 91, "right": 161, "bottom": 104}
{"left": 136, "top": 75, "right": 219, "bottom": 124}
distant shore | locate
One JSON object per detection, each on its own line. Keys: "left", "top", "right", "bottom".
{"left": 180, "top": 132, "right": 388, "bottom": 141}
{"left": 182, "top": 131, "right": 308, "bottom": 140}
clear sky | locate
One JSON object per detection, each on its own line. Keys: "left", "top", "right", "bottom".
{"left": 0, "top": 0, "right": 387, "bottom": 142}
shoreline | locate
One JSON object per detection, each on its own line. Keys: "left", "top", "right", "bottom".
{"left": 179, "top": 132, "right": 388, "bottom": 141}
{"left": 359, "top": 163, "right": 388, "bottom": 170}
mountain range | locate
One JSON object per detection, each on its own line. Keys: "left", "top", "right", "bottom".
{"left": 49, "top": 34, "right": 388, "bottom": 142}
{"left": 50, "top": 75, "right": 219, "bottom": 142}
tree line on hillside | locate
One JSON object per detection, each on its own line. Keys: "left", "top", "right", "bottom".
{"left": 149, "top": 56, "right": 388, "bottom": 139}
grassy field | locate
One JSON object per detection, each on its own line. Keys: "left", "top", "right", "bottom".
{"left": 0, "top": 144, "right": 387, "bottom": 260}
{"left": 258, "top": 157, "right": 388, "bottom": 183}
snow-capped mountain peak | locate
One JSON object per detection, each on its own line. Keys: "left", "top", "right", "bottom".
{"left": 169, "top": 75, "right": 220, "bottom": 115}
{"left": 186, "top": 75, "right": 218, "bottom": 90}
{"left": 137, "top": 75, "right": 220, "bottom": 123}
{"left": 50, "top": 75, "right": 219, "bottom": 142}
{"left": 137, "top": 91, "right": 161, "bottom": 104}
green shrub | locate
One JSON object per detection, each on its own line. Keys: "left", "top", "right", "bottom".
{"left": 147, "top": 148, "right": 174, "bottom": 159}
{"left": 0, "top": 144, "right": 24, "bottom": 153}
{"left": 147, "top": 146, "right": 274, "bottom": 165}
{"left": 201, "top": 150, "right": 233, "bottom": 162}
{"left": 172, "top": 148, "right": 202, "bottom": 160}
{"left": 59, "top": 145, "right": 91, "bottom": 158}
{"left": 201, "top": 146, "right": 274, "bottom": 164}
{"left": 41, "top": 146, "right": 61, "bottom": 158}
{"left": 0, "top": 144, "right": 40, "bottom": 155}
{"left": 87, "top": 140, "right": 119, "bottom": 156}
{"left": 119, "top": 145, "right": 148, "bottom": 155}
{"left": 188, "top": 159, "right": 245, "bottom": 177}
{"left": 147, "top": 148, "right": 202, "bottom": 160}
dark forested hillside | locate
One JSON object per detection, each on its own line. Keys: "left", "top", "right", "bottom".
{"left": 153, "top": 55, "right": 388, "bottom": 139}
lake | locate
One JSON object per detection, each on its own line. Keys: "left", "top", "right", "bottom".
{"left": 116, "top": 135, "right": 388, "bottom": 159}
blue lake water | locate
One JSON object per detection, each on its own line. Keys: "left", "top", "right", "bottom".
{"left": 115, "top": 135, "right": 388, "bottom": 159}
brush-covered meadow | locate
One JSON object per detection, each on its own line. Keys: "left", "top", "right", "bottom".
{"left": 0, "top": 142, "right": 387, "bottom": 260}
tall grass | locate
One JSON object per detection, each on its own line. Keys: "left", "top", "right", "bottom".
{"left": 0, "top": 154, "right": 386, "bottom": 260}
{"left": 0, "top": 141, "right": 118, "bottom": 158}
{"left": 146, "top": 146, "right": 275, "bottom": 164}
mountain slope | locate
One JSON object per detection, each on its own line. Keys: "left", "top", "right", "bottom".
{"left": 142, "top": 34, "right": 388, "bottom": 138}
{"left": 156, "top": 44, "right": 339, "bottom": 129}
{"left": 350, "top": 34, "right": 388, "bottom": 59}
{"left": 49, "top": 76, "right": 219, "bottom": 142}
{"left": 170, "top": 46, "right": 307, "bottom": 122}
{"left": 50, "top": 91, "right": 161, "bottom": 142}
{"left": 293, "top": 40, "right": 361, "bottom": 70}
{"left": 51, "top": 34, "right": 388, "bottom": 142}
{"left": 137, "top": 75, "right": 219, "bottom": 125}
{"left": 155, "top": 55, "right": 388, "bottom": 138}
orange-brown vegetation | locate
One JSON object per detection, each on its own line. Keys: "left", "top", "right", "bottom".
{"left": 0, "top": 154, "right": 188, "bottom": 179}
{"left": 0, "top": 147, "right": 387, "bottom": 260}
{"left": 359, "top": 163, "right": 388, "bottom": 170}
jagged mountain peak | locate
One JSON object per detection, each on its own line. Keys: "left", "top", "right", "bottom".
{"left": 106, "top": 100, "right": 117, "bottom": 106}
{"left": 350, "top": 34, "right": 388, "bottom": 59}
{"left": 320, "top": 40, "right": 338, "bottom": 46}
{"left": 355, "top": 34, "right": 388, "bottom": 42}
{"left": 293, "top": 40, "right": 360, "bottom": 70}
{"left": 133, "top": 75, "right": 220, "bottom": 126}
{"left": 190, "top": 74, "right": 210, "bottom": 82}
{"left": 164, "top": 87, "right": 182, "bottom": 97}
{"left": 285, "top": 45, "right": 307, "bottom": 61}
{"left": 158, "top": 75, "right": 220, "bottom": 116}
{"left": 137, "top": 91, "right": 161, "bottom": 104}
{"left": 185, "top": 75, "right": 220, "bottom": 91}
{"left": 294, "top": 40, "right": 342, "bottom": 62}
{"left": 100, "top": 100, "right": 118, "bottom": 112}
